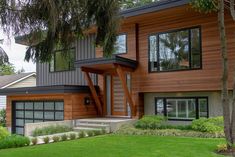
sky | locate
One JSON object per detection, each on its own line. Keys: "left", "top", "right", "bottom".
{"left": 0, "top": 32, "right": 36, "bottom": 72}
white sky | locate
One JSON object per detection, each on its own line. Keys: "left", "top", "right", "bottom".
{"left": 0, "top": 32, "right": 36, "bottom": 72}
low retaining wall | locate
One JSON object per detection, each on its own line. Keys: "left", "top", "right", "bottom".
{"left": 24, "top": 120, "right": 74, "bottom": 136}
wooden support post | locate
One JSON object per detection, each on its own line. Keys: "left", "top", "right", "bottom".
{"left": 115, "top": 64, "right": 136, "bottom": 117}
{"left": 84, "top": 71, "right": 103, "bottom": 115}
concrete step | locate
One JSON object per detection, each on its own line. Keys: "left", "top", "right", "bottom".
{"left": 73, "top": 127, "right": 102, "bottom": 132}
{"left": 76, "top": 123, "right": 109, "bottom": 129}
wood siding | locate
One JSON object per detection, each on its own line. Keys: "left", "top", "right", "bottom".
{"left": 6, "top": 93, "right": 98, "bottom": 127}
{"left": 36, "top": 34, "right": 97, "bottom": 86}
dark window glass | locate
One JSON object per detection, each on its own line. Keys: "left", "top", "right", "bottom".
{"left": 155, "top": 99, "right": 164, "bottom": 115}
{"left": 50, "top": 48, "right": 75, "bottom": 72}
{"left": 199, "top": 98, "right": 208, "bottom": 118}
{"left": 114, "top": 34, "right": 127, "bottom": 54}
{"left": 149, "top": 27, "right": 201, "bottom": 72}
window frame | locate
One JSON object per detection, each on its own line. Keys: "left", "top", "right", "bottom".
{"left": 148, "top": 26, "right": 202, "bottom": 73}
{"left": 154, "top": 97, "right": 208, "bottom": 121}
{"left": 49, "top": 47, "right": 76, "bottom": 73}
{"left": 114, "top": 33, "right": 128, "bottom": 55}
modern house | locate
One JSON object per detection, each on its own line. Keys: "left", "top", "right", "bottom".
{"left": 0, "top": 72, "right": 36, "bottom": 109}
{"left": 0, "top": 0, "right": 233, "bottom": 135}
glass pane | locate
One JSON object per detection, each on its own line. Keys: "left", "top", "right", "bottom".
{"left": 188, "top": 99, "right": 196, "bottom": 119}
{"left": 16, "top": 119, "right": 24, "bottom": 126}
{"left": 34, "top": 120, "right": 43, "bottom": 123}
{"left": 55, "top": 112, "right": 64, "bottom": 120}
{"left": 25, "top": 119, "right": 34, "bottom": 124}
{"left": 149, "top": 35, "right": 158, "bottom": 71}
{"left": 15, "top": 102, "right": 24, "bottom": 109}
{"left": 34, "top": 111, "right": 43, "bottom": 119}
{"left": 34, "top": 102, "right": 43, "bottom": 110}
{"left": 55, "top": 102, "right": 64, "bottom": 111}
{"left": 178, "top": 100, "right": 186, "bottom": 118}
{"left": 191, "top": 28, "right": 201, "bottom": 68}
{"left": 199, "top": 98, "right": 208, "bottom": 118}
{"left": 44, "top": 112, "right": 54, "bottom": 120}
{"left": 167, "top": 100, "right": 177, "bottom": 118}
{"left": 15, "top": 127, "right": 24, "bottom": 135}
{"left": 16, "top": 111, "right": 24, "bottom": 118}
{"left": 114, "top": 34, "right": 127, "bottom": 54}
{"left": 25, "top": 102, "right": 33, "bottom": 110}
{"left": 25, "top": 111, "right": 33, "bottom": 119}
{"left": 159, "top": 30, "right": 189, "bottom": 71}
{"left": 54, "top": 49, "right": 75, "bottom": 71}
{"left": 156, "top": 99, "right": 164, "bottom": 115}
{"left": 44, "top": 102, "right": 54, "bottom": 110}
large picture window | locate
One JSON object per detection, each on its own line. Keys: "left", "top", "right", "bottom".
{"left": 149, "top": 27, "right": 201, "bottom": 72}
{"left": 155, "top": 97, "right": 208, "bottom": 120}
{"left": 114, "top": 34, "right": 127, "bottom": 54}
{"left": 50, "top": 48, "right": 75, "bottom": 72}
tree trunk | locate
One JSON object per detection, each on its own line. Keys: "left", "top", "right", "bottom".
{"left": 218, "top": 0, "right": 233, "bottom": 148}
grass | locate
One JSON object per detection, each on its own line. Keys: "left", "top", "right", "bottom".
{"left": 0, "top": 135, "right": 225, "bottom": 157}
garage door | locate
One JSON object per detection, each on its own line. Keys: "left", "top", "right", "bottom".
{"left": 12, "top": 101, "right": 64, "bottom": 135}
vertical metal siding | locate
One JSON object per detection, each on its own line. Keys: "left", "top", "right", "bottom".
{"left": 36, "top": 34, "right": 97, "bottom": 86}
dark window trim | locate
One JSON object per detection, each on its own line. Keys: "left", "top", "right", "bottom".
{"left": 148, "top": 26, "right": 202, "bottom": 73}
{"left": 154, "top": 96, "right": 209, "bottom": 121}
{"left": 49, "top": 47, "right": 76, "bottom": 73}
{"left": 113, "top": 33, "right": 128, "bottom": 55}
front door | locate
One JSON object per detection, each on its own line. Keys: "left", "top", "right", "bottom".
{"left": 105, "top": 74, "right": 131, "bottom": 117}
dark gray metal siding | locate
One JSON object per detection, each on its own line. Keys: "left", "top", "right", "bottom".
{"left": 36, "top": 34, "right": 97, "bottom": 86}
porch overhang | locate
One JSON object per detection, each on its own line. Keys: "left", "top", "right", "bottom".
{"left": 75, "top": 56, "right": 138, "bottom": 74}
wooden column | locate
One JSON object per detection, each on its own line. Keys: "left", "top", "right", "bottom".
{"left": 115, "top": 64, "right": 136, "bottom": 117}
{"left": 84, "top": 71, "right": 103, "bottom": 115}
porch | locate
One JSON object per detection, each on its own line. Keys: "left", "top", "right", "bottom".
{"left": 75, "top": 56, "right": 138, "bottom": 118}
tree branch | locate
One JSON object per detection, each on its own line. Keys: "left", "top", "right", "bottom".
{"left": 230, "top": 0, "right": 235, "bottom": 20}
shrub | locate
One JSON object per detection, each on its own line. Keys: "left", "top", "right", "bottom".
{"left": 69, "top": 133, "right": 76, "bottom": 140}
{"left": 0, "top": 109, "right": 6, "bottom": 127}
{"left": 101, "top": 128, "right": 106, "bottom": 134}
{"left": 87, "top": 131, "right": 94, "bottom": 137}
{"left": 79, "top": 131, "right": 86, "bottom": 138}
{"left": 217, "top": 144, "right": 228, "bottom": 152}
{"left": 61, "top": 134, "right": 67, "bottom": 141}
{"left": 32, "top": 125, "right": 73, "bottom": 137}
{"left": 93, "top": 130, "right": 102, "bottom": 136}
{"left": 43, "top": 137, "right": 50, "bottom": 144}
{"left": 134, "top": 115, "right": 166, "bottom": 129}
{"left": 0, "top": 126, "right": 9, "bottom": 141}
{"left": 31, "top": 138, "right": 38, "bottom": 145}
{"left": 52, "top": 136, "right": 60, "bottom": 142}
{"left": 192, "top": 117, "right": 224, "bottom": 133}
{"left": 0, "top": 135, "right": 30, "bottom": 149}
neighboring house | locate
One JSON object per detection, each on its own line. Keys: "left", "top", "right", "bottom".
{"left": 0, "top": 0, "right": 234, "bottom": 135}
{"left": 0, "top": 73, "right": 36, "bottom": 109}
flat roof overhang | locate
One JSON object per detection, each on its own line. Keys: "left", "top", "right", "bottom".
{"left": 0, "top": 85, "right": 99, "bottom": 95}
{"left": 75, "top": 56, "right": 138, "bottom": 74}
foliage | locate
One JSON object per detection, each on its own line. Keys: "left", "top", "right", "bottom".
{"left": 87, "top": 131, "right": 94, "bottom": 137}
{"left": 0, "top": 63, "right": 15, "bottom": 75}
{"left": 43, "top": 137, "right": 50, "bottom": 144}
{"left": 0, "top": 126, "right": 9, "bottom": 141}
{"left": 79, "top": 131, "right": 86, "bottom": 138}
{"left": 52, "top": 136, "right": 60, "bottom": 142}
{"left": 191, "top": 117, "right": 224, "bottom": 133}
{"left": 0, "top": 109, "right": 6, "bottom": 127}
{"left": 0, "top": 46, "right": 8, "bottom": 65}
{"left": 116, "top": 124, "right": 224, "bottom": 138}
{"left": 216, "top": 144, "right": 228, "bottom": 152}
{"left": 31, "top": 138, "right": 38, "bottom": 145}
{"left": 134, "top": 115, "right": 167, "bottom": 129}
{"left": 61, "top": 134, "right": 68, "bottom": 141}
{"left": 101, "top": 128, "right": 106, "bottom": 134}
{"left": 0, "top": 135, "right": 30, "bottom": 149}
{"left": 69, "top": 133, "right": 76, "bottom": 140}
{"left": 190, "top": 0, "right": 218, "bottom": 13}
{"left": 120, "top": 0, "right": 159, "bottom": 9}
{"left": 93, "top": 130, "right": 102, "bottom": 136}
{"left": 32, "top": 125, "right": 73, "bottom": 137}
{"left": 0, "top": 0, "right": 120, "bottom": 61}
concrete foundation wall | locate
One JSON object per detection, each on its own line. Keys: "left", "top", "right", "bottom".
{"left": 144, "top": 91, "right": 223, "bottom": 118}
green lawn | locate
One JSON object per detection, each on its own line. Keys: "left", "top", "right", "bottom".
{"left": 0, "top": 135, "right": 225, "bottom": 157}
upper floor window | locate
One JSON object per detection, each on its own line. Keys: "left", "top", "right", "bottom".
{"left": 50, "top": 48, "right": 75, "bottom": 72}
{"left": 114, "top": 34, "right": 127, "bottom": 54}
{"left": 149, "top": 27, "right": 201, "bottom": 72}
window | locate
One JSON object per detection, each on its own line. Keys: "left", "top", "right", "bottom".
{"left": 149, "top": 27, "right": 201, "bottom": 72}
{"left": 114, "top": 34, "right": 127, "bottom": 54}
{"left": 50, "top": 48, "right": 75, "bottom": 72}
{"left": 155, "top": 97, "right": 208, "bottom": 120}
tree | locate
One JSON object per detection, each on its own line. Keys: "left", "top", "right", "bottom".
{"left": 0, "top": 40, "right": 8, "bottom": 65}
{"left": 0, "top": 63, "right": 15, "bottom": 75}
{"left": 120, "top": 0, "right": 159, "bottom": 9}
{"left": 0, "top": 0, "right": 120, "bottom": 62}
{"left": 16, "top": 67, "right": 25, "bottom": 74}
{"left": 191, "top": 0, "right": 235, "bottom": 150}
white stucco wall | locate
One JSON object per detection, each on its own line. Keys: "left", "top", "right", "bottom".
{"left": 144, "top": 91, "right": 223, "bottom": 118}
